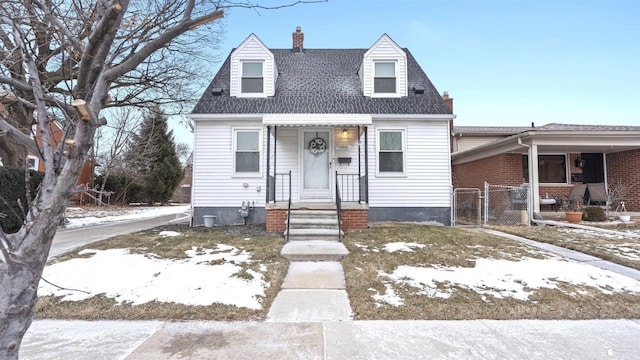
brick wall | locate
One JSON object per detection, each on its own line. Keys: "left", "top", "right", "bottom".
{"left": 266, "top": 208, "right": 369, "bottom": 233}
{"left": 452, "top": 153, "right": 523, "bottom": 189}
{"left": 341, "top": 209, "right": 368, "bottom": 232}
{"left": 606, "top": 149, "right": 640, "bottom": 211}
{"left": 266, "top": 209, "right": 287, "bottom": 232}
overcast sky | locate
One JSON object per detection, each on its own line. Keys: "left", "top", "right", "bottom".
{"left": 173, "top": 0, "right": 639, "bottom": 143}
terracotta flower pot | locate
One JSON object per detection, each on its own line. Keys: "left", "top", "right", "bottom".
{"left": 565, "top": 211, "right": 583, "bottom": 224}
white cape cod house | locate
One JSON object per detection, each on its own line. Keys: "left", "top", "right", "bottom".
{"left": 188, "top": 28, "right": 454, "bottom": 232}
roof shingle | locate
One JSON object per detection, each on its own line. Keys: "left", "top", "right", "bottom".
{"left": 192, "top": 48, "right": 452, "bottom": 115}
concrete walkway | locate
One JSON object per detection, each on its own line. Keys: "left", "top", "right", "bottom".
{"left": 483, "top": 228, "right": 640, "bottom": 281}
{"left": 267, "top": 261, "right": 352, "bottom": 322}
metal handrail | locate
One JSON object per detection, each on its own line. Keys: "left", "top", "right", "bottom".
{"left": 286, "top": 170, "right": 292, "bottom": 242}
{"left": 335, "top": 171, "right": 342, "bottom": 241}
{"left": 335, "top": 173, "right": 363, "bottom": 203}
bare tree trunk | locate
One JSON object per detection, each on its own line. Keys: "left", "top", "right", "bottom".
{"left": 0, "top": 178, "right": 72, "bottom": 358}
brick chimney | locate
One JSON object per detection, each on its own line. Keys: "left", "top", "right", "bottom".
{"left": 442, "top": 91, "right": 453, "bottom": 112}
{"left": 443, "top": 91, "right": 455, "bottom": 152}
{"left": 292, "top": 26, "right": 304, "bottom": 52}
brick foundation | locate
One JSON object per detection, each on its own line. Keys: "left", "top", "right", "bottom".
{"left": 340, "top": 209, "right": 369, "bottom": 232}
{"left": 266, "top": 209, "right": 287, "bottom": 232}
{"left": 266, "top": 208, "right": 369, "bottom": 233}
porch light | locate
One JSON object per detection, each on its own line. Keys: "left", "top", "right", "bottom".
{"left": 341, "top": 129, "right": 348, "bottom": 139}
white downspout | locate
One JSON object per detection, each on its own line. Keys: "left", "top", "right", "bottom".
{"left": 518, "top": 138, "right": 540, "bottom": 215}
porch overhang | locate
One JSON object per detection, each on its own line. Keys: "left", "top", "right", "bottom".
{"left": 262, "top": 114, "right": 372, "bottom": 126}
{"left": 452, "top": 130, "right": 640, "bottom": 165}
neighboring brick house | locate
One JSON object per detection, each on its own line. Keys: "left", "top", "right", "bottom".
{"left": 188, "top": 28, "right": 454, "bottom": 230}
{"left": 451, "top": 124, "right": 640, "bottom": 212}
{"left": 1, "top": 92, "right": 92, "bottom": 204}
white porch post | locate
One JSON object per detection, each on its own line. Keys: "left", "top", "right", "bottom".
{"left": 529, "top": 144, "right": 541, "bottom": 213}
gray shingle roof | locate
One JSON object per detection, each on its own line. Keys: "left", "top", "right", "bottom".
{"left": 191, "top": 48, "right": 452, "bottom": 115}
{"left": 454, "top": 123, "right": 640, "bottom": 134}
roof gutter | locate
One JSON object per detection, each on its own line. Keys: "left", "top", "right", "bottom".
{"left": 373, "top": 114, "right": 455, "bottom": 121}
{"left": 187, "top": 114, "right": 263, "bottom": 121}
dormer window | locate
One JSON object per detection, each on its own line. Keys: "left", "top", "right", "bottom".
{"left": 374, "top": 62, "right": 396, "bottom": 94}
{"left": 241, "top": 61, "right": 264, "bottom": 94}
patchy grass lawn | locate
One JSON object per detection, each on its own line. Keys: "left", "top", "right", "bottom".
{"left": 491, "top": 222, "right": 640, "bottom": 271}
{"left": 36, "top": 224, "right": 287, "bottom": 321}
{"left": 342, "top": 223, "right": 640, "bottom": 320}
{"left": 38, "top": 221, "right": 640, "bottom": 321}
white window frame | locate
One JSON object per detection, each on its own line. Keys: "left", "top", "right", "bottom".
{"left": 522, "top": 153, "right": 569, "bottom": 185}
{"left": 373, "top": 60, "right": 398, "bottom": 96}
{"left": 27, "top": 155, "right": 39, "bottom": 171}
{"left": 240, "top": 61, "right": 264, "bottom": 96}
{"left": 232, "top": 128, "right": 262, "bottom": 177}
{"left": 376, "top": 128, "right": 407, "bottom": 177}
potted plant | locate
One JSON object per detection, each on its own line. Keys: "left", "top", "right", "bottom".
{"left": 563, "top": 199, "right": 584, "bottom": 224}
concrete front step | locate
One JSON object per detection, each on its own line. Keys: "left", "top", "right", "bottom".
{"left": 285, "top": 228, "right": 341, "bottom": 241}
{"left": 288, "top": 210, "right": 338, "bottom": 219}
{"left": 288, "top": 217, "right": 339, "bottom": 229}
{"left": 281, "top": 240, "right": 349, "bottom": 261}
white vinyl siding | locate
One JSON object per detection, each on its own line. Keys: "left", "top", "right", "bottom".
{"left": 361, "top": 35, "right": 407, "bottom": 97}
{"left": 230, "top": 34, "right": 276, "bottom": 97}
{"left": 454, "top": 136, "right": 503, "bottom": 152}
{"left": 192, "top": 120, "right": 265, "bottom": 208}
{"left": 269, "top": 127, "right": 300, "bottom": 202}
{"left": 368, "top": 120, "right": 452, "bottom": 207}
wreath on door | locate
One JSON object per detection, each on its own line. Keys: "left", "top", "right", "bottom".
{"left": 308, "top": 137, "right": 327, "bottom": 156}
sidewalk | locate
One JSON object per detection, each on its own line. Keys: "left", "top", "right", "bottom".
{"left": 20, "top": 319, "right": 640, "bottom": 359}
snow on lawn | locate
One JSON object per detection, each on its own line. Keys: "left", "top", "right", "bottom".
{"left": 159, "top": 231, "right": 182, "bottom": 237}
{"left": 556, "top": 228, "right": 640, "bottom": 261}
{"left": 372, "top": 258, "right": 640, "bottom": 307}
{"left": 383, "top": 242, "right": 426, "bottom": 253}
{"left": 64, "top": 205, "right": 189, "bottom": 228}
{"left": 39, "top": 244, "right": 268, "bottom": 309}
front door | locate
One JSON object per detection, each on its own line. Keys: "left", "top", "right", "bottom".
{"left": 581, "top": 153, "right": 605, "bottom": 183}
{"left": 301, "top": 129, "right": 332, "bottom": 200}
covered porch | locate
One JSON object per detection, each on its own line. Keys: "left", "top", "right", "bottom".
{"left": 451, "top": 125, "right": 640, "bottom": 218}
{"left": 262, "top": 114, "right": 372, "bottom": 232}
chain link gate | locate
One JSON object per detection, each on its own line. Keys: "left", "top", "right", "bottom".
{"left": 484, "top": 182, "right": 530, "bottom": 226}
{"left": 453, "top": 188, "right": 482, "bottom": 226}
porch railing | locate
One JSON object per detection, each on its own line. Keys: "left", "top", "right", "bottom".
{"left": 336, "top": 173, "right": 365, "bottom": 203}
{"left": 285, "top": 170, "right": 292, "bottom": 242}
{"left": 268, "top": 172, "right": 292, "bottom": 203}
{"left": 335, "top": 171, "right": 342, "bottom": 241}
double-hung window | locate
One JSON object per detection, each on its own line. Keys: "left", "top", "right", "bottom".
{"left": 522, "top": 154, "right": 567, "bottom": 183}
{"left": 27, "top": 155, "right": 39, "bottom": 171}
{"left": 234, "top": 129, "right": 260, "bottom": 174}
{"left": 378, "top": 129, "right": 405, "bottom": 174}
{"left": 241, "top": 61, "right": 263, "bottom": 94}
{"left": 374, "top": 62, "right": 396, "bottom": 94}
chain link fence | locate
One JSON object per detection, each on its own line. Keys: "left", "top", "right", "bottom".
{"left": 453, "top": 188, "right": 482, "bottom": 226}
{"left": 484, "top": 182, "right": 530, "bottom": 226}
